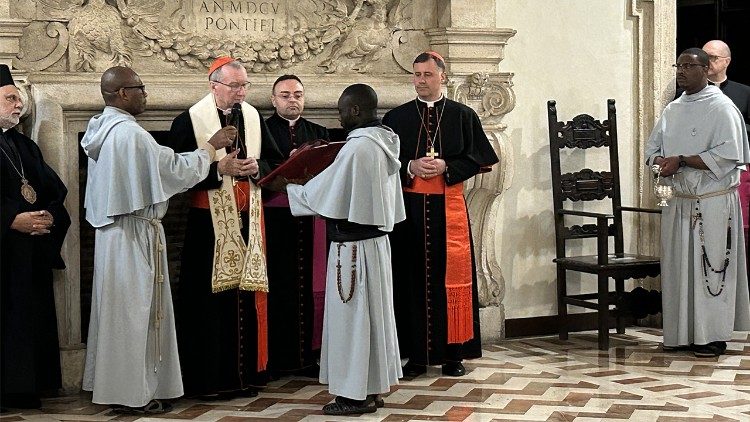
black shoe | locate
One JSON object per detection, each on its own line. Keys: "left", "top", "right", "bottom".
{"left": 112, "top": 399, "right": 172, "bottom": 415}
{"left": 662, "top": 344, "right": 691, "bottom": 352}
{"left": 709, "top": 341, "right": 728, "bottom": 354}
{"left": 441, "top": 361, "right": 466, "bottom": 377}
{"left": 692, "top": 343, "right": 721, "bottom": 358}
{"left": 195, "top": 391, "right": 235, "bottom": 401}
{"left": 235, "top": 387, "right": 259, "bottom": 398}
{"left": 402, "top": 362, "right": 427, "bottom": 377}
{"left": 296, "top": 364, "right": 320, "bottom": 378}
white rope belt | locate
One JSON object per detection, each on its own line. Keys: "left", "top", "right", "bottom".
{"left": 127, "top": 214, "right": 164, "bottom": 373}
{"left": 674, "top": 185, "right": 738, "bottom": 200}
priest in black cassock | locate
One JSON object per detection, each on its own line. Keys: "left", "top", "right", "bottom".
{"left": 264, "top": 75, "right": 329, "bottom": 377}
{"left": 382, "top": 52, "right": 498, "bottom": 377}
{"left": 167, "top": 57, "right": 283, "bottom": 399}
{"left": 0, "top": 64, "right": 70, "bottom": 409}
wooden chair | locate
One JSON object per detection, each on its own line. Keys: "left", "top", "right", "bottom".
{"left": 547, "top": 99, "right": 660, "bottom": 350}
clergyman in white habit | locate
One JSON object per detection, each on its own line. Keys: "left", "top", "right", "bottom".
{"left": 80, "top": 66, "right": 233, "bottom": 414}
{"left": 270, "top": 83, "right": 404, "bottom": 415}
{"left": 646, "top": 48, "right": 750, "bottom": 358}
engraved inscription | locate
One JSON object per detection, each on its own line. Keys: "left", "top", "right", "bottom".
{"left": 195, "top": 0, "right": 287, "bottom": 39}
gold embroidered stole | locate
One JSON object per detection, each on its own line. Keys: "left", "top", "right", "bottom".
{"left": 188, "top": 94, "right": 269, "bottom": 293}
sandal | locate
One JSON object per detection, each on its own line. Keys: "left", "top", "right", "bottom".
{"left": 113, "top": 399, "right": 172, "bottom": 415}
{"left": 367, "top": 394, "right": 385, "bottom": 408}
{"left": 322, "top": 396, "right": 377, "bottom": 415}
{"left": 144, "top": 399, "right": 173, "bottom": 414}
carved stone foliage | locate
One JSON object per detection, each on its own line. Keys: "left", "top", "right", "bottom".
{"left": 15, "top": 0, "right": 426, "bottom": 73}
{"left": 446, "top": 72, "right": 515, "bottom": 309}
{"left": 447, "top": 72, "right": 515, "bottom": 130}
{"left": 560, "top": 169, "right": 614, "bottom": 202}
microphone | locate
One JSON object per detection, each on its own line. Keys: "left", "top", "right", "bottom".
{"left": 227, "top": 103, "right": 241, "bottom": 153}
{"left": 228, "top": 103, "right": 242, "bottom": 128}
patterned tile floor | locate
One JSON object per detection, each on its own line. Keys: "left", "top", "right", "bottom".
{"left": 4, "top": 328, "right": 750, "bottom": 421}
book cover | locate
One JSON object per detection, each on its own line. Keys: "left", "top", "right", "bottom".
{"left": 258, "top": 140, "right": 346, "bottom": 187}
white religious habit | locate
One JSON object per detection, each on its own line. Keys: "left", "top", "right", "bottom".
{"left": 287, "top": 123, "right": 406, "bottom": 400}
{"left": 646, "top": 85, "right": 750, "bottom": 347}
{"left": 81, "top": 106, "right": 215, "bottom": 407}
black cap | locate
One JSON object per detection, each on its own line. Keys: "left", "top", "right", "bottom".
{"left": 0, "top": 64, "right": 15, "bottom": 87}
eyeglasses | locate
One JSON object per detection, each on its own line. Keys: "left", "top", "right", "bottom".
{"left": 121, "top": 85, "right": 146, "bottom": 94}
{"left": 671, "top": 63, "right": 707, "bottom": 70}
{"left": 708, "top": 54, "right": 729, "bottom": 62}
{"left": 213, "top": 81, "right": 250, "bottom": 92}
{"left": 275, "top": 92, "right": 304, "bottom": 100}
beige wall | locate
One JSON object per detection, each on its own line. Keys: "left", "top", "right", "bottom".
{"left": 496, "top": 0, "right": 641, "bottom": 319}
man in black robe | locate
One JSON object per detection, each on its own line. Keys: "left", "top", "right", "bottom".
{"left": 382, "top": 52, "right": 498, "bottom": 377}
{"left": 264, "top": 75, "right": 329, "bottom": 377}
{"left": 167, "top": 57, "right": 282, "bottom": 399}
{"left": 0, "top": 64, "right": 70, "bottom": 409}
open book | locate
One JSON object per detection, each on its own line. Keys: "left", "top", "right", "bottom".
{"left": 258, "top": 140, "right": 346, "bottom": 187}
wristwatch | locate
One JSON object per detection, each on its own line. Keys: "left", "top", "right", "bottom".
{"left": 678, "top": 155, "right": 687, "bottom": 168}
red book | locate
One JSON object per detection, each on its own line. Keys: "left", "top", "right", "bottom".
{"left": 258, "top": 140, "right": 347, "bottom": 187}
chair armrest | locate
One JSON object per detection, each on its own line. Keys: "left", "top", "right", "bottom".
{"left": 620, "top": 206, "right": 661, "bottom": 214}
{"left": 557, "top": 209, "right": 614, "bottom": 219}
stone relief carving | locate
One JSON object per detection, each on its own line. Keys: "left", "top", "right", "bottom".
{"left": 447, "top": 72, "right": 515, "bottom": 308}
{"left": 448, "top": 72, "right": 515, "bottom": 129}
{"left": 17, "top": 0, "right": 424, "bottom": 73}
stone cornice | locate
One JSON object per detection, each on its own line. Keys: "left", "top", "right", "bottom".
{"left": 425, "top": 27, "right": 516, "bottom": 74}
{"left": 0, "top": 18, "right": 30, "bottom": 66}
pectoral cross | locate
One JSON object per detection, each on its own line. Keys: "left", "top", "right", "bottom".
{"left": 426, "top": 146, "right": 439, "bottom": 159}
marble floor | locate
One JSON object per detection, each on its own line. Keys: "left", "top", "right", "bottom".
{"left": 3, "top": 328, "right": 750, "bottom": 421}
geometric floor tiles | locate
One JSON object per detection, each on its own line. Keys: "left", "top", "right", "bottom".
{"left": 4, "top": 328, "right": 750, "bottom": 421}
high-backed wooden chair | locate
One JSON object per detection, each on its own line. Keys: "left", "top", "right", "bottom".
{"left": 547, "top": 99, "right": 660, "bottom": 350}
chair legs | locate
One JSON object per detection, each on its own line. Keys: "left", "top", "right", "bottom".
{"left": 615, "top": 278, "right": 625, "bottom": 334}
{"left": 557, "top": 267, "right": 568, "bottom": 340}
{"left": 597, "top": 274, "right": 609, "bottom": 350}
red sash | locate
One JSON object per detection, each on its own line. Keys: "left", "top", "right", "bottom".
{"left": 257, "top": 205, "right": 267, "bottom": 371}
{"left": 190, "top": 181, "right": 251, "bottom": 211}
{"left": 404, "top": 177, "right": 474, "bottom": 344}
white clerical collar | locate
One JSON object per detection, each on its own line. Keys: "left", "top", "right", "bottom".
{"left": 416, "top": 94, "right": 444, "bottom": 108}
{"left": 1, "top": 128, "right": 7, "bottom": 132}
{"left": 279, "top": 114, "right": 300, "bottom": 126}
{"left": 708, "top": 76, "right": 727, "bottom": 85}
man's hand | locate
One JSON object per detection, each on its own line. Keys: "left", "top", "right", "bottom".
{"left": 266, "top": 176, "right": 290, "bottom": 193}
{"left": 654, "top": 156, "right": 680, "bottom": 177}
{"left": 218, "top": 150, "right": 258, "bottom": 177}
{"left": 410, "top": 157, "right": 445, "bottom": 179}
{"left": 207, "top": 126, "right": 238, "bottom": 150}
{"left": 11, "top": 210, "right": 54, "bottom": 235}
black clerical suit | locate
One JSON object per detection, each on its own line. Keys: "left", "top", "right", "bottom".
{"left": 263, "top": 112, "right": 329, "bottom": 375}
{"left": 383, "top": 97, "right": 498, "bottom": 367}
{"left": 1, "top": 128, "right": 70, "bottom": 407}
{"left": 168, "top": 107, "right": 282, "bottom": 396}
